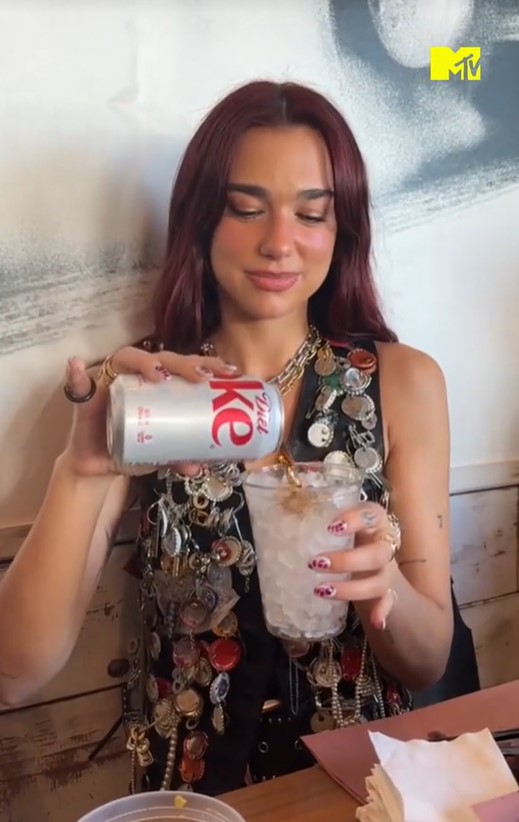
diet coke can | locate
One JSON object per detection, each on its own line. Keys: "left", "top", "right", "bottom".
{"left": 106, "top": 374, "right": 284, "bottom": 467}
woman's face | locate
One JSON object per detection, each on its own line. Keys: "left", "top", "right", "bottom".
{"left": 210, "top": 126, "right": 337, "bottom": 324}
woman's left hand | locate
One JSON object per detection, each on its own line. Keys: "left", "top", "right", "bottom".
{"left": 309, "top": 501, "right": 401, "bottom": 630}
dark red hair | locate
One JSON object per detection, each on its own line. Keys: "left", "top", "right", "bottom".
{"left": 153, "top": 80, "right": 397, "bottom": 351}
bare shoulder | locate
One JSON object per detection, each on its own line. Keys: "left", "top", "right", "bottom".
{"left": 375, "top": 342, "right": 449, "bottom": 451}
{"left": 375, "top": 341, "right": 447, "bottom": 397}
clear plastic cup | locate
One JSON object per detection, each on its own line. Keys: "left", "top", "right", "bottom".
{"left": 75, "top": 790, "right": 245, "bottom": 822}
{"left": 242, "top": 460, "right": 362, "bottom": 642}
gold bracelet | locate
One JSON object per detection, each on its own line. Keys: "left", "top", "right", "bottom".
{"left": 98, "top": 355, "right": 119, "bottom": 387}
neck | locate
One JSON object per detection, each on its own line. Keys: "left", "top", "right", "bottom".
{"left": 210, "top": 315, "right": 311, "bottom": 381}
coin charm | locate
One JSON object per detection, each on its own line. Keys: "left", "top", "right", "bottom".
{"left": 340, "top": 366, "right": 371, "bottom": 396}
{"left": 180, "top": 597, "right": 209, "bottom": 630}
{"left": 349, "top": 348, "right": 377, "bottom": 374}
{"left": 211, "top": 537, "right": 242, "bottom": 567}
{"left": 341, "top": 395, "right": 375, "bottom": 423}
{"left": 315, "top": 385, "right": 338, "bottom": 413}
{"left": 184, "top": 730, "right": 209, "bottom": 760}
{"left": 314, "top": 346, "right": 336, "bottom": 376}
{"left": 146, "top": 673, "right": 159, "bottom": 703}
{"left": 307, "top": 416, "right": 335, "bottom": 448}
{"left": 213, "top": 610, "right": 239, "bottom": 638}
{"left": 208, "top": 638, "right": 242, "bottom": 672}
{"left": 193, "top": 657, "right": 213, "bottom": 687}
{"left": 310, "top": 710, "right": 336, "bottom": 733}
{"left": 354, "top": 446, "right": 382, "bottom": 474}
{"left": 173, "top": 637, "right": 200, "bottom": 669}
{"left": 211, "top": 704, "right": 228, "bottom": 735}
{"left": 311, "top": 659, "right": 341, "bottom": 688}
{"left": 237, "top": 541, "right": 256, "bottom": 576}
{"left": 180, "top": 755, "right": 205, "bottom": 784}
{"left": 149, "top": 631, "right": 161, "bottom": 662}
{"left": 323, "top": 450, "right": 354, "bottom": 468}
{"left": 210, "top": 672, "right": 230, "bottom": 705}
{"left": 202, "top": 475, "right": 233, "bottom": 503}
{"left": 174, "top": 687, "right": 204, "bottom": 720}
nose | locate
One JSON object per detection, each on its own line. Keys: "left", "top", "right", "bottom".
{"left": 258, "top": 213, "right": 294, "bottom": 260}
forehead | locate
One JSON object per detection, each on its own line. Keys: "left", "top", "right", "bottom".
{"left": 228, "top": 126, "right": 333, "bottom": 190}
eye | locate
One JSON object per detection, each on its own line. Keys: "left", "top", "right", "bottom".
{"left": 298, "top": 214, "right": 326, "bottom": 224}
{"left": 227, "top": 203, "right": 263, "bottom": 220}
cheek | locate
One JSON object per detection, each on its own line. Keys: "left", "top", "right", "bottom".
{"left": 211, "top": 222, "right": 252, "bottom": 267}
{"left": 298, "top": 227, "right": 336, "bottom": 264}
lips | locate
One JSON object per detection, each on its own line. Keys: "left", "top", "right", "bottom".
{"left": 245, "top": 270, "right": 300, "bottom": 293}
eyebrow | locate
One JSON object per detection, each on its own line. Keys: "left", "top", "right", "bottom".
{"left": 227, "top": 183, "right": 334, "bottom": 201}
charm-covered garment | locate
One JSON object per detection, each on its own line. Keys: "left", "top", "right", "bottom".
{"left": 124, "top": 338, "right": 411, "bottom": 796}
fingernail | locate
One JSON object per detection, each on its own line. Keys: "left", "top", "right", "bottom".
{"left": 363, "top": 512, "right": 378, "bottom": 528}
{"left": 223, "top": 362, "right": 238, "bottom": 372}
{"left": 195, "top": 366, "right": 214, "bottom": 377}
{"left": 158, "top": 367, "right": 173, "bottom": 381}
{"left": 377, "top": 618, "right": 387, "bottom": 631}
{"left": 67, "top": 356, "right": 78, "bottom": 364}
{"left": 328, "top": 521, "right": 347, "bottom": 534}
{"left": 314, "top": 585, "right": 336, "bottom": 598}
{"left": 308, "top": 556, "right": 331, "bottom": 570}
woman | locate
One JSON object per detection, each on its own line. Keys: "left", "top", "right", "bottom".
{"left": 0, "top": 80, "right": 453, "bottom": 796}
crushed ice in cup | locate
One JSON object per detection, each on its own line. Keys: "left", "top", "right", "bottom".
{"left": 243, "top": 462, "right": 362, "bottom": 641}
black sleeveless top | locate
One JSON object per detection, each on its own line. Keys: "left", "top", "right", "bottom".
{"left": 124, "top": 338, "right": 412, "bottom": 796}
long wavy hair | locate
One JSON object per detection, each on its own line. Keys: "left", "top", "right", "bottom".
{"left": 153, "top": 80, "right": 397, "bottom": 351}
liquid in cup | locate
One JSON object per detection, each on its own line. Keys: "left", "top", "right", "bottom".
{"left": 243, "top": 461, "right": 362, "bottom": 642}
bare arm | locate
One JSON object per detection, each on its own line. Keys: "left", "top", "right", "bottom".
{"left": 353, "top": 343, "right": 453, "bottom": 690}
{"left": 0, "top": 454, "right": 130, "bottom": 705}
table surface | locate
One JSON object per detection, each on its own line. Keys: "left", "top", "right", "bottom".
{"left": 221, "top": 766, "right": 358, "bottom": 821}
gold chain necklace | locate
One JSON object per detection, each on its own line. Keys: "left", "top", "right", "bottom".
{"left": 200, "top": 325, "right": 322, "bottom": 398}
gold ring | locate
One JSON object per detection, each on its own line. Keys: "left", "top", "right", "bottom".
{"left": 98, "top": 355, "right": 119, "bottom": 387}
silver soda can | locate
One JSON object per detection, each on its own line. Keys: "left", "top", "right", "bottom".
{"left": 107, "top": 374, "right": 284, "bottom": 467}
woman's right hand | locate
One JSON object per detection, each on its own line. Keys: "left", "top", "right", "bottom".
{"left": 62, "top": 345, "right": 239, "bottom": 477}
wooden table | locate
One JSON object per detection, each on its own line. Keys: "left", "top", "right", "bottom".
{"left": 221, "top": 766, "right": 358, "bottom": 821}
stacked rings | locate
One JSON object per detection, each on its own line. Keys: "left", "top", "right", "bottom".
{"left": 98, "top": 356, "right": 119, "bottom": 387}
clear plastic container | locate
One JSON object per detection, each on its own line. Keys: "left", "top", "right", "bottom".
{"left": 75, "top": 790, "right": 245, "bottom": 822}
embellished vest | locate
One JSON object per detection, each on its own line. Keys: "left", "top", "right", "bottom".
{"left": 123, "top": 338, "right": 412, "bottom": 796}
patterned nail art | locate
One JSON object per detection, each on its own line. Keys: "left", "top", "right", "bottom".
{"left": 362, "top": 511, "right": 378, "bottom": 528}
{"left": 314, "top": 585, "right": 336, "bottom": 598}
{"left": 308, "top": 557, "right": 331, "bottom": 570}
{"left": 327, "top": 521, "right": 347, "bottom": 534}
{"left": 195, "top": 366, "right": 214, "bottom": 377}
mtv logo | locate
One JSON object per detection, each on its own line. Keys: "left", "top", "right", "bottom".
{"left": 429, "top": 47, "right": 481, "bottom": 81}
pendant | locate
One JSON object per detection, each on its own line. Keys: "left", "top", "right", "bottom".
{"left": 174, "top": 687, "right": 204, "bottom": 720}
{"left": 211, "top": 537, "right": 242, "bottom": 567}
{"left": 209, "top": 672, "right": 231, "bottom": 705}
{"left": 179, "top": 597, "right": 210, "bottom": 631}
{"left": 310, "top": 710, "right": 336, "bottom": 733}
{"left": 340, "top": 366, "right": 371, "bottom": 396}
{"left": 149, "top": 631, "right": 161, "bottom": 662}
{"left": 172, "top": 637, "right": 201, "bottom": 669}
{"left": 311, "top": 659, "right": 342, "bottom": 689}
{"left": 184, "top": 730, "right": 209, "bottom": 760}
{"left": 307, "top": 415, "right": 335, "bottom": 449}
{"left": 212, "top": 610, "right": 239, "bottom": 638}
{"left": 211, "top": 704, "right": 228, "bottom": 735}
{"left": 341, "top": 395, "right": 375, "bottom": 423}
{"left": 179, "top": 755, "right": 205, "bottom": 784}
{"left": 193, "top": 657, "right": 213, "bottom": 688}
{"left": 323, "top": 450, "right": 354, "bottom": 468}
{"left": 237, "top": 540, "right": 256, "bottom": 576}
{"left": 354, "top": 446, "right": 382, "bottom": 474}
{"left": 208, "top": 638, "right": 242, "bottom": 672}
{"left": 349, "top": 348, "right": 377, "bottom": 374}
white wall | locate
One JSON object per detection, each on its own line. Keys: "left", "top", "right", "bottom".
{"left": 1, "top": 0, "right": 518, "bottom": 525}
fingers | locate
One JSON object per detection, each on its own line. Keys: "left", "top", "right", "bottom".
{"left": 313, "top": 568, "right": 389, "bottom": 603}
{"left": 64, "top": 357, "right": 95, "bottom": 400}
{"left": 327, "top": 501, "right": 386, "bottom": 537}
{"left": 308, "top": 537, "right": 394, "bottom": 575}
{"left": 109, "top": 347, "right": 240, "bottom": 385}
